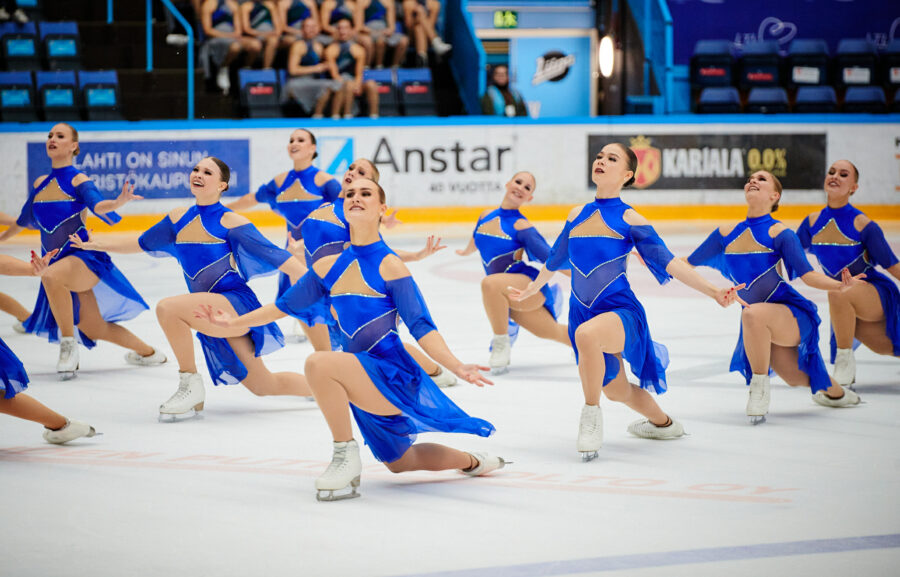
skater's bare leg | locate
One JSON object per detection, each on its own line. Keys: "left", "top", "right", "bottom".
{"left": 403, "top": 342, "right": 439, "bottom": 375}
{"left": 510, "top": 308, "right": 570, "bottom": 346}
{"left": 384, "top": 443, "right": 474, "bottom": 473}
{"left": 0, "top": 395, "right": 67, "bottom": 429}
{"left": 40, "top": 255, "right": 101, "bottom": 338}
{"left": 76, "top": 290, "right": 154, "bottom": 356}
{"left": 770, "top": 343, "right": 844, "bottom": 397}
{"left": 0, "top": 292, "right": 29, "bottom": 322}
{"left": 300, "top": 321, "right": 331, "bottom": 352}
{"left": 228, "top": 334, "right": 312, "bottom": 397}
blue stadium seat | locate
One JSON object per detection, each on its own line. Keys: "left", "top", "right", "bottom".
{"left": 39, "top": 21, "right": 81, "bottom": 70}
{"left": 79, "top": 70, "right": 122, "bottom": 120}
{"left": 397, "top": 68, "right": 436, "bottom": 116}
{"left": 836, "top": 39, "right": 878, "bottom": 86}
{"left": 745, "top": 87, "right": 788, "bottom": 113}
{"left": 883, "top": 39, "right": 900, "bottom": 89}
{"left": 0, "top": 70, "right": 37, "bottom": 122}
{"left": 238, "top": 68, "right": 281, "bottom": 118}
{"left": 690, "top": 40, "right": 734, "bottom": 87}
{"left": 842, "top": 86, "right": 885, "bottom": 113}
{"left": 1, "top": 21, "right": 39, "bottom": 71}
{"left": 787, "top": 39, "right": 829, "bottom": 86}
{"left": 739, "top": 41, "right": 780, "bottom": 88}
{"left": 35, "top": 70, "right": 78, "bottom": 121}
{"left": 364, "top": 68, "right": 399, "bottom": 116}
{"left": 793, "top": 86, "right": 837, "bottom": 113}
{"left": 696, "top": 86, "right": 741, "bottom": 113}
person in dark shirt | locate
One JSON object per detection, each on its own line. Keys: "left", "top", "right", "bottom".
{"left": 480, "top": 65, "right": 528, "bottom": 117}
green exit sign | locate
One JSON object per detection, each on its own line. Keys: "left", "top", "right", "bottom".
{"left": 493, "top": 10, "right": 518, "bottom": 29}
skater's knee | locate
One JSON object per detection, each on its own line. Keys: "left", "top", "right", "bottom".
{"left": 740, "top": 304, "right": 766, "bottom": 328}
{"left": 383, "top": 460, "right": 406, "bottom": 474}
{"left": 827, "top": 290, "right": 850, "bottom": 306}
{"left": 304, "top": 351, "right": 332, "bottom": 378}
{"left": 155, "top": 297, "right": 179, "bottom": 320}
{"left": 574, "top": 324, "right": 599, "bottom": 351}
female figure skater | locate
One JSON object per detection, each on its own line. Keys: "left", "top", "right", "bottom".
{"left": 197, "top": 178, "right": 505, "bottom": 501}
{"left": 688, "top": 170, "right": 861, "bottom": 423}
{"left": 0, "top": 211, "right": 30, "bottom": 331}
{"left": 0, "top": 251, "right": 96, "bottom": 444}
{"left": 456, "top": 171, "right": 569, "bottom": 374}
{"left": 227, "top": 128, "right": 341, "bottom": 347}
{"left": 797, "top": 160, "right": 899, "bottom": 388}
{"left": 200, "top": 0, "right": 262, "bottom": 93}
{"left": 0, "top": 123, "right": 162, "bottom": 380}
{"left": 511, "top": 143, "right": 741, "bottom": 461}
{"left": 71, "top": 157, "right": 312, "bottom": 420}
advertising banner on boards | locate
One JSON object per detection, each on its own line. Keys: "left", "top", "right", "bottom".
{"left": 25, "top": 139, "right": 250, "bottom": 199}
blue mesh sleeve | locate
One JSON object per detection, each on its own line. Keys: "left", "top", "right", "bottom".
{"left": 275, "top": 271, "right": 329, "bottom": 323}
{"left": 796, "top": 217, "right": 812, "bottom": 250}
{"left": 861, "top": 221, "right": 899, "bottom": 269}
{"left": 774, "top": 230, "right": 814, "bottom": 279}
{"left": 386, "top": 275, "right": 437, "bottom": 340}
{"left": 15, "top": 193, "right": 36, "bottom": 229}
{"left": 254, "top": 180, "right": 278, "bottom": 207}
{"left": 688, "top": 229, "right": 729, "bottom": 278}
{"left": 517, "top": 226, "right": 551, "bottom": 263}
{"left": 322, "top": 178, "right": 342, "bottom": 203}
{"left": 138, "top": 217, "right": 177, "bottom": 258}
{"left": 631, "top": 225, "right": 674, "bottom": 285}
{"left": 75, "top": 180, "right": 121, "bottom": 225}
{"left": 227, "top": 223, "right": 292, "bottom": 281}
{"left": 545, "top": 220, "right": 574, "bottom": 272}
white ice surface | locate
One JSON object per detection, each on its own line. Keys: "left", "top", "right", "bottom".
{"left": 1, "top": 224, "right": 898, "bottom": 577}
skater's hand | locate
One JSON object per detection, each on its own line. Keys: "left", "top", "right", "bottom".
{"left": 287, "top": 236, "right": 305, "bottom": 260}
{"left": 455, "top": 245, "right": 476, "bottom": 256}
{"left": 839, "top": 268, "right": 867, "bottom": 290}
{"left": 715, "top": 284, "right": 748, "bottom": 308}
{"left": 410, "top": 235, "right": 446, "bottom": 261}
{"left": 30, "top": 249, "right": 58, "bottom": 276}
{"left": 508, "top": 282, "right": 538, "bottom": 302}
{"left": 454, "top": 363, "right": 494, "bottom": 387}
{"left": 382, "top": 209, "right": 402, "bottom": 229}
{"left": 115, "top": 180, "right": 144, "bottom": 207}
{"left": 68, "top": 229, "right": 102, "bottom": 251}
{"left": 194, "top": 303, "right": 234, "bottom": 328}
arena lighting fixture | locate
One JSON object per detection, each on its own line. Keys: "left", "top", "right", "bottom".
{"left": 599, "top": 35, "right": 614, "bottom": 78}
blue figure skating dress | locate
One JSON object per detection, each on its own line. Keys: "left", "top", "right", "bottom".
{"left": 689, "top": 214, "right": 831, "bottom": 392}
{"left": 16, "top": 165, "right": 148, "bottom": 346}
{"left": 545, "top": 197, "right": 673, "bottom": 394}
{"left": 472, "top": 207, "right": 563, "bottom": 343}
{"left": 798, "top": 204, "right": 900, "bottom": 360}
{"left": 138, "top": 202, "right": 292, "bottom": 385}
{"left": 276, "top": 240, "right": 495, "bottom": 462}
{"left": 254, "top": 166, "right": 341, "bottom": 297}
{"left": 1, "top": 337, "right": 28, "bottom": 399}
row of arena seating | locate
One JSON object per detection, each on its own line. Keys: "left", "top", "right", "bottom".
{"left": 1, "top": 20, "right": 81, "bottom": 71}
{"left": 691, "top": 38, "right": 900, "bottom": 92}
{"left": 697, "top": 85, "right": 899, "bottom": 114}
{"left": 240, "top": 67, "right": 436, "bottom": 118}
{"left": 0, "top": 69, "right": 120, "bottom": 121}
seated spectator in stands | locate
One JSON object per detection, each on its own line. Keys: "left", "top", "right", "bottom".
{"left": 285, "top": 17, "right": 341, "bottom": 118}
{"left": 324, "top": 16, "right": 379, "bottom": 118}
{"left": 241, "top": 0, "right": 290, "bottom": 69}
{"left": 0, "top": 1, "right": 28, "bottom": 24}
{"left": 320, "top": 0, "right": 372, "bottom": 62}
{"left": 278, "top": 0, "right": 321, "bottom": 42}
{"left": 481, "top": 64, "right": 528, "bottom": 117}
{"left": 358, "top": 0, "right": 408, "bottom": 69}
{"left": 401, "top": 0, "right": 450, "bottom": 67}
{"left": 201, "top": 0, "right": 262, "bottom": 94}
{"left": 165, "top": 1, "right": 202, "bottom": 46}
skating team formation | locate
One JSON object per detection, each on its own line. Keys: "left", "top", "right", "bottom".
{"left": 1, "top": 123, "right": 898, "bottom": 502}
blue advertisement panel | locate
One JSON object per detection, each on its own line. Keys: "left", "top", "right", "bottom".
{"left": 26, "top": 139, "right": 251, "bottom": 199}
{"left": 668, "top": 0, "right": 899, "bottom": 64}
{"left": 510, "top": 36, "right": 592, "bottom": 118}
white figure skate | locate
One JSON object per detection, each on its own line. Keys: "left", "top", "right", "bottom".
{"left": 576, "top": 404, "right": 603, "bottom": 461}
{"left": 832, "top": 348, "right": 856, "bottom": 390}
{"left": 57, "top": 336, "right": 79, "bottom": 380}
{"left": 43, "top": 419, "right": 97, "bottom": 444}
{"left": 459, "top": 452, "right": 509, "bottom": 476}
{"left": 812, "top": 388, "right": 861, "bottom": 408}
{"left": 316, "top": 440, "right": 362, "bottom": 501}
{"left": 747, "top": 374, "right": 770, "bottom": 425}
{"left": 159, "top": 372, "right": 205, "bottom": 421}
{"left": 124, "top": 348, "right": 167, "bottom": 367}
{"left": 12, "top": 321, "right": 26, "bottom": 334}
{"left": 430, "top": 367, "right": 458, "bottom": 388}
{"left": 627, "top": 417, "right": 685, "bottom": 439}
{"left": 285, "top": 319, "right": 309, "bottom": 344}
{"left": 489, "top": 334, "right": 510, "bottom": 375}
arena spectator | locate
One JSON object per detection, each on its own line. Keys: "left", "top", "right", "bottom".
{"left": 481, "top": 64, "right": 528, "bottom": 117}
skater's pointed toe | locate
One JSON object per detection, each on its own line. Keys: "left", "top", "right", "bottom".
{"left": 43, "top": 419, "right": 96, "bottom": 444}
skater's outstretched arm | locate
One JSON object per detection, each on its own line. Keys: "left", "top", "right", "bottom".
{"left": 195, "top": 302, "right": 287, "bottom": 330}
{"left": 68, "top": 229, "right": 143, "bottom": 253}
{"left": 507, "top": 264, "right": 555, "bottom": 302}
{"left": 395, "top": 235, "right": 446, "bottom": 263}
{"left": 90, "top": 180, "right": 143, "bottom": 216}
{"left": 0, "top": 223, "right": 23, "bottom": 242}
{"left": 0, "top": 251, "right": 58, "bottom": 276}
{"left": 0, "top": 211, "right": 16, "bottom": 226}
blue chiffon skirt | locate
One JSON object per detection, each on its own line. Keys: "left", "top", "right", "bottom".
{"left": 731, "top": 292, "right": 831, "bottom": 393}
{"left": 568, "top": 287, "right": 670, "bottom": 395}
{"left": 23, "top": 251, "right": 148, "bottom": 348}
{"left": 1, "top": 337, "right": 29, "bottom": 399}
{"left": 828, "top": 268, "right": 900, "bottom": 361}
{"left": 350, "top": 339, "right": 495, "bottom": 463}
{"left": 196, "top": 285, "right": 285, "bottom": 385}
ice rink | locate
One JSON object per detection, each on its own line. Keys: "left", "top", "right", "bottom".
{"left": 1, "top": 222, "right": 898, "bottom": 577}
